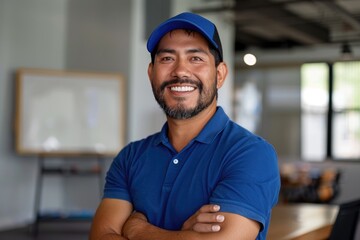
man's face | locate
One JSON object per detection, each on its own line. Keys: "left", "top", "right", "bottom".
{"left": 148, "top": 29, "right": 219, "bottom": 119}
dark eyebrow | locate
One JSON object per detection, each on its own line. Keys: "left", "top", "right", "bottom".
{"left": 156, "top": 48, "right": 209, "bottom": 56}
{"left": 186, "top": 48, "right": 209, "bottom": 55}
{"left": 156, "top": 48, "right": 175, "bottom": 55}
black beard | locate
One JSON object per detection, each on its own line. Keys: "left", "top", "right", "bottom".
{"left": 152, "top": 78, "right": 218, "bottom": 119}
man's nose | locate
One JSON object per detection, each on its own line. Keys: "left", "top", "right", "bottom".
{"left": 171, "top": 59, "right": 191, "bottom": 79}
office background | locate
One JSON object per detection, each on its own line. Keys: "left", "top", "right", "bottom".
{"left": 0, "top": 0, "right": 359, "bottom": 232}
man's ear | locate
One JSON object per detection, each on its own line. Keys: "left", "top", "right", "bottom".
{"left": 147, "top": 63, "right": 153, "bottom": 81}
{"left": 216, "top": 62, "right": 228, "bottom": 89}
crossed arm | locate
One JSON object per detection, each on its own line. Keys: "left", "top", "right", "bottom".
{"left": 89, "top": 198, "right": 260, "bottom": 240}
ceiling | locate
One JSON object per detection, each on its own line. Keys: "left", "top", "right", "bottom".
{"left": 192, "top": 0, "right": 360, "bottom": 52}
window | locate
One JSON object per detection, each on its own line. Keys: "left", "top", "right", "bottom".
{"left": 301, "top": 63, "right": 328, "bottom": 161}
{"left": 301, "top": 61, "right": 360, "bottom": 161}
{"left": 332, "top": 62, "right": 360, "bottom": 158}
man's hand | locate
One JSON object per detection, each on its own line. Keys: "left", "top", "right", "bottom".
{"left": 181, "top": 204, "right": 225, "bottom": 233}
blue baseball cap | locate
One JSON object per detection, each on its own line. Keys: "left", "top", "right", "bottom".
{"left": 147, "top": 12, "right": 223, "bottom": 62}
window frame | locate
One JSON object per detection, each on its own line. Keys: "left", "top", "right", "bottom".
{"left": 301, "top": 61, "right": 360, "bottom": 162}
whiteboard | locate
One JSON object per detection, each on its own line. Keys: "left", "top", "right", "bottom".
{"left": 15, "top": 68, "right": 126, "bottom": 156}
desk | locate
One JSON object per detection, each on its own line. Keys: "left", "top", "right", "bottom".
{"left": 267, "top": 203, "right": 339, "bottom": 240}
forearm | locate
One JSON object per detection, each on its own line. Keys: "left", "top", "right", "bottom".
{"left": 98, "top": 233, "right": 128, "bottom": 240}
{"left": 125, "top": 221, "right": 203, "bottom": 240}
{"left": 123, "top": 211, "right": 259, "bottom": 240}
{"left": 89, "top": 199, "right": 133, "bottom": 240}
{"left": 123, "top": 212, "right": 217, "bottom": 240}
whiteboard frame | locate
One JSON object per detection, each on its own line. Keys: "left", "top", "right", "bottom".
{"left": 15, "top": 68, "right": 126, "bottom": 157}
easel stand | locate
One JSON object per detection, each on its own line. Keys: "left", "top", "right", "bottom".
{"left": 32, "top": 154, "right": 105, "bottom": 236}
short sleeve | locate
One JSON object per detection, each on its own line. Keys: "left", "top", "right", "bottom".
{"left": 209, "top": 140, "right": 280, "bottom": 231}
{"left": 103, "top": 149, "right": 132, "bottom": 202}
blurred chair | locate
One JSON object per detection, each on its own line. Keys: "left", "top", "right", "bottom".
{"left": 280, "top": 165, "right": 341, "bottom": 204}
{"left": 329, "top": 198, "right": 360, "bottom": 240}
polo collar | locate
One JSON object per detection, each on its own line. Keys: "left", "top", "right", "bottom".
{"left": 155, "top": 107, "right": 229, "bottom": 146}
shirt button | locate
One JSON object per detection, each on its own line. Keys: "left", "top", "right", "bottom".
{"left": 173, "top": 159, "right": 179, "bottom": 164}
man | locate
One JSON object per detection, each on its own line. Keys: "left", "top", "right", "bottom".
{"left": 90, "top": 12, "right": 280, "bottom": 240}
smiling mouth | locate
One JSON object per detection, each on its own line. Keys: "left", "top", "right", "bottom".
{"left": 169, "top": 85, "right": 196, "bottom": 92}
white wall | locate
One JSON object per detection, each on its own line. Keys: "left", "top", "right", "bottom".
{"left": 62, "top": 0, "right": 132, "bottom": 211}
{"left": 0, "top": 0, "right": 68, "bottom": 229}
{"left": 0, "top": 0, "right": 132, "bottom": 230}
{"left": 128, "top": 0, "right": 166, "bottom": 141}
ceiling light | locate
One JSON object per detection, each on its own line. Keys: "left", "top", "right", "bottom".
{"left": 243, "top": 53, "right": 257, "bottom": 66}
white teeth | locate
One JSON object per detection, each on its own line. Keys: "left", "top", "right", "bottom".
{"left": 170, "top": 86, "right": 195, "bottom": 92}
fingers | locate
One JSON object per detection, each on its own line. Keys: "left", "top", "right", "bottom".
{"left": 195, "top": 212, "right": 225, "bottom": 224}
{"left": 192, "top": 223, "right": 222, "bottom": 233}
{"left": 190, "top": 205, "right": 225, "bottom": 233}
{"left": 181, "top": 204, "right": 225, "bottom": 233}
{"left": 194, "top": 212, "right": 225, "bottom": 232}
{"left": 198, "top": 204, "right": 221, "bottom": 213}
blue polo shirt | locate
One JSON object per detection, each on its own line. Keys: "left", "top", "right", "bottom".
{"left": 104, "top": 107, "right": 280, "bottom": 240}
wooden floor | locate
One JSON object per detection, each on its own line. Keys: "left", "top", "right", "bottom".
{"left": 0, "top": 221, "right": 91, "bottom": 240}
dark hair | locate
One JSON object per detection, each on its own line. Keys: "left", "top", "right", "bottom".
{"left": 209, "top": 47, "right": 221, "bottom": 67}
{"left": 150, "top": 30, "right": 222, "bottom": 67}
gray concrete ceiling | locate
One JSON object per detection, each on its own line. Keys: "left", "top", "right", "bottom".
{"left": 193, "top": 0, "right": 360, "bottom": 51}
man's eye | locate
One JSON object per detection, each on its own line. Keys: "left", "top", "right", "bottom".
{"left": 191, "top": 56, "right": 202, "bottom": 61}
{"left": 161, "top": 56, "right": 173, "bottom": 61}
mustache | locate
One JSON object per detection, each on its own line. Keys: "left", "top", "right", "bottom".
{"left": 160, "top": 79, "right": 202, "bottom": 91}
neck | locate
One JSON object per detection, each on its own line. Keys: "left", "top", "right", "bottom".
{"left": 166, "top": 102, "right": 217, "bottom": 152}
